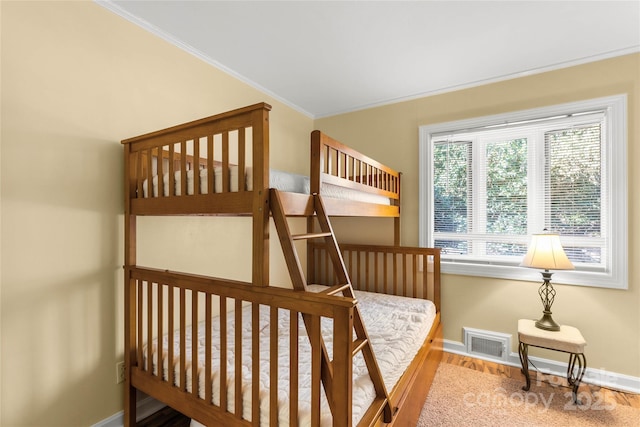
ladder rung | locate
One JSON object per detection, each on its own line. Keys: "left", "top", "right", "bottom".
{"left": 352, "top": 338, "right": 369, "bottom": 357}
{"left": 291, "top": 232, "right": 332, "bottom": 241}
{"left": 319, "top": 284, "right": 351, "bottom": 296}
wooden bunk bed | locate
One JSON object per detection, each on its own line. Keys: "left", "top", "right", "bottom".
{"left": 122, "top": 102, "right": 442, "bottom": 426}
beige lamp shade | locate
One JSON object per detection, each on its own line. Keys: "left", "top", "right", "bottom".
{"left": 520, "top": 233, "right": 575, "bottom": 271}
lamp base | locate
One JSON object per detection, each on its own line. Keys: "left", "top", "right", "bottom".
{"left": 535, "top": 271, "right": 561, "bottom": 331}
{"left": 535, "top": 311, "right": 560, "bottom": 331}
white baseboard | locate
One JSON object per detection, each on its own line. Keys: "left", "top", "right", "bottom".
{"left": 444, "top": 339, "right": 640, "bottom": 394}
{"left": 92, "top": 395, "right": 167, "bottom": 427}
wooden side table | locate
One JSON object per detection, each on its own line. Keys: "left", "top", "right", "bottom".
{"left": 518, "top": 318, "right": 587, "bottom": 403}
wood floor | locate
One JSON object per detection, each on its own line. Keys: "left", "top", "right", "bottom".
{"left": 137, "top": 352, "right": 640, "bottom": 426}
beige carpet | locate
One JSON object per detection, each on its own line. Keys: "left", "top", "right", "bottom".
{"left": 417, "top": 363, "right": 640, "bottom": 426}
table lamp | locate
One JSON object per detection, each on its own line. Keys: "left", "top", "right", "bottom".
{"left": 520, "top": 233, "right": 574, "bottom": 331}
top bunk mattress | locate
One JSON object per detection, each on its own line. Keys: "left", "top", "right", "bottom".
{"left": 142, "top": 167, "right": 392, "bottom": 206}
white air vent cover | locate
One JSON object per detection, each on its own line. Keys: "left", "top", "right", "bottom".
{"left": 463, "top": 327, "right": 511, "bottom": 362}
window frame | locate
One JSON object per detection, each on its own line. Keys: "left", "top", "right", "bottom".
{"left": 418, "top": 95, "right": 628, "bottom": 289}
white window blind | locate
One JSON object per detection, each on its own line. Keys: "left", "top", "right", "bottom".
{"left": 419, "top": 95, "right": 627, "bottom": 289}
{"left": 546, "top": 124, "right": 603, "bottom": 265}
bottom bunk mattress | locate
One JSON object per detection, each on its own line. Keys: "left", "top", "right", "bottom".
{"left": 143, "top": 286, "right": 436, "bottom": 426}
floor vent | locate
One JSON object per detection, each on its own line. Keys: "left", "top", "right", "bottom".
{"left": 463, "top": 327, "right": 511, "bottom": 362}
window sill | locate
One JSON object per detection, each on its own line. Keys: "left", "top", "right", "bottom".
{"left": 440, "top": 261, "right": 626, "bottom": 290}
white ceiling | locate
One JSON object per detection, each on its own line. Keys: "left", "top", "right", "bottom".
{"left": 100, "top": 1, "right": 640, "bottom": 118}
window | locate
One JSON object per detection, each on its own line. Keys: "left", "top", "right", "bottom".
{"left": 419, "top": 95, "right": 627, "bottom": 289}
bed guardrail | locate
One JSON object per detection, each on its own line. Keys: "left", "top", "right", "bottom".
{"left": 125, "top": 266, "right": 357, "bottom": 426}
{"left": 311, "top": 130, "right": 401, "bottom": 202}
{"left": 308, "top": 243, "right": 441, "bottom": 312}
{"left": 122, "top": 103, "right": 271, "bottom": 215}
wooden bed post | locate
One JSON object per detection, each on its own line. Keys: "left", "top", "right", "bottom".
{"left": 433, "top": 248, "right": 441, "bottom": 313}
{"left": 394, "top": 172, "right": 401, "bottom": 246}
{"left": 123, "top": 146, "right": 137, "bottom": 427}
{"left": 252, "top": 104, "right": 271, "bottom": 286}
{"left": 332, "top": 307, "right": 354, "bottom": 426}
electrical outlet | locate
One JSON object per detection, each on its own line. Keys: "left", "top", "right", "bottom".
{"left": 116, "top": 361, "right": 125, "bottom": 384}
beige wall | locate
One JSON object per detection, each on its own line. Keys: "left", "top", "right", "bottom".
{"left": 2, "top": 1, "right": 639, "bottom": 426}
{"left": 317, "top": 54, "right": 640, "bottom": 378}
{"left": 1, "top": 2, "right": 312, "bottom": 426}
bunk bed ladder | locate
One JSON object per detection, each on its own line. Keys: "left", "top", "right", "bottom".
{"left": 270, "top": 189, "right": 394, "bottom": 425}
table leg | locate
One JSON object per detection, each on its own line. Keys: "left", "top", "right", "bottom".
{"left": 567, "top": 352, "right": 587, "bottom": 404}
{"left": 518, "top": 341, "right": 531, "bottom": 391}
